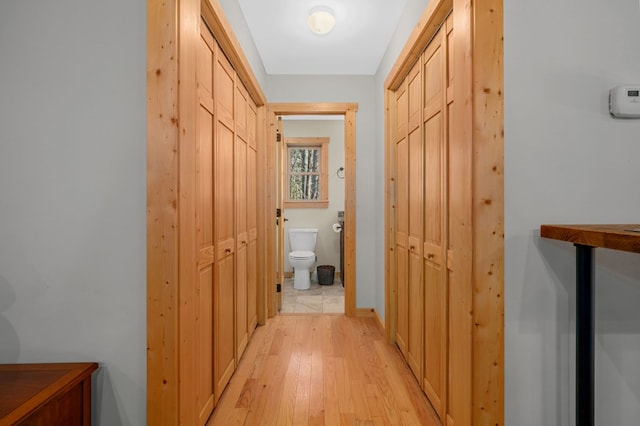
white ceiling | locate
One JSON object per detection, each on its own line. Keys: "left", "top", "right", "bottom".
{"left": 238, "top": 0, "right": 408, "bottom": 75}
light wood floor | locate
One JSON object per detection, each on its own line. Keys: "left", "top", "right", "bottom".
{"left": 207, "top": 314, "right": 440, "bottom": 425}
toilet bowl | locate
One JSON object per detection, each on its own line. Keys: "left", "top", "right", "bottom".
{"left": 288, "top": 228, "right": 318, "bottom": 290}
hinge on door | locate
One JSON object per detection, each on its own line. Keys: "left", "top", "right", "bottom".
{"left": 276, "top": 283, "right": 282, "bottom": 293}
{"left": 276, "top": 129, "right": 281, "bottom": 142}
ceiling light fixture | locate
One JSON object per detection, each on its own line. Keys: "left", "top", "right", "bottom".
{"left": 307, "top": 6, "right": 336, "bottom": 35}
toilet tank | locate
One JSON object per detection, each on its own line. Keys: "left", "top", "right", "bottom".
{"left": 288, "top": 228, "right": 318, "bottom": 252}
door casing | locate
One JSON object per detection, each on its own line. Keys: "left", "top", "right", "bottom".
{"left": 266, "top": 103, "right": 358, "bottom": 318}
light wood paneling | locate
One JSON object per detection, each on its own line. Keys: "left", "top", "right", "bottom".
{"left": 247, "top": 100, "right": 258, "bottom": 334}
{"left": 471, "top": 0, "right": 504, "bottom": 423}
{"left": 146, "top": 0, "right": 180, "bottom": 422}
{"left": 384, "top": 0, "right": 452, "bottom": 91}
{"left": 422, "top": 24, "right": 448, "bottom": 422}
{"left": 176, "top": 0, "right": 201, "bottom": 424}
{"left": 200, "top": 0, "right": 265, "bottom": 106}
{"left": 148, "top": 0, "right": 268, "bottom": 423}
{"left": 196, "top": 21, "right": 216, "bottom": 423}
{"left": 235, "top": 128, "right": 248, "bottom": 359}
{"left": 394, "top": 85, "right": 409, "bottom": 355}
{"left": 214, "top": 40, "right": 236, "bottom": 401}
{"left": 406, "top": 61, "right": 424, "bottom": 380}
{"left": 384, "top": 0, "right": 504, "bottom": 424}
{"left": 448, "top": 1, "right": 473, "bottom": 424}
{"left": 343, "top": 108, "right": 357, "bottom": 318}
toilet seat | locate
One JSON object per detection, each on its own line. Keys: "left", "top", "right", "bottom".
{"left": 289, "top": 250, "right": 315, "bottom": 260}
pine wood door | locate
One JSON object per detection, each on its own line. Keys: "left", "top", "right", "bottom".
{"left": 443, "top": 15, "right": 460, "bottom": 426}
{"left": 422, "top": 23, "right": 449, "bottom": 422}
{"left": 214, "top": 42, "right": 236, "bottom": 401}
{"left": 195, "top": 21, "right": 216, "bottom": 424}
{"left": 235, "top": 82, "right": 249, "bottom": 360}
{"left": 394, "top": 81, "right": 409, "bottom": 357}
{"left": 406, "top": 61, "right": 424, "bottom": 380}
{"left": 246, "top": 98, "right": 258, "bottom": 337}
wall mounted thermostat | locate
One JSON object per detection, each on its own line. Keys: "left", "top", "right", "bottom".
{"left": 609, "top": 85, "right": 640, "bottom": 118}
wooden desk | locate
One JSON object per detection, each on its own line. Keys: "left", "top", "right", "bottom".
{"left": 0, "top": 362, "right": 98, "bottom": 425}
{"left": 540, "top": 224, "right": 640, "bottom": 426}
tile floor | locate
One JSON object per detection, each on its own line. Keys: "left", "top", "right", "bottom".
{"left": 281, "top": 276, "right": 344, "bottom": 314}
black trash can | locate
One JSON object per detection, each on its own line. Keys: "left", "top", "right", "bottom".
{"left": 317, "top": 265, "right": 335, "bottom": 285}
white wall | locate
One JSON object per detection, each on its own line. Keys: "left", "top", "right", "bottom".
{"left": 218, "top": 0, "right": 267, "bottom": 90}
{"left": 267, "top": 75, "right": 377, "bottom": 308}
{"left": 0, "top": 1, "right": 146, "bottom": 424}
{"left": 374, "top": 0, "right": 431, "bottom": 320}
{"left": 281, "top": 119, "right": 345, "bottom": 275}
{"left": 505, "top": 0, "right": 640, "bottom": 424}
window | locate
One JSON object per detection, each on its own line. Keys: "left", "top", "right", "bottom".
{"left": 285, "top": 137, "right": 329, "bottom": 208}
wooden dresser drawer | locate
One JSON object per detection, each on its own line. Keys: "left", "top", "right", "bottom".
{"left": 0, "top": 363, "right": 98, "bottom": 425}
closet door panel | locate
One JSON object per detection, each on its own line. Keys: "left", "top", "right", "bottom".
{"left": 215, "top": 46, "right": 234, "bottom": 130}
{"left": 195, "top": 22, "right": 216, "bottom": 423}
{"left": 394, "top": 83, "right": 409, "bottom": 356}
{"left": 235, "top": 130, "right": 248, "bottom": 359}
{"left": 213, "top": 44, "right": 235, "bottom": 400}
{"left": 214, "top": 254, "right": 235, "bottom": 400}
{"left": 247, "top": 141, "right": 258, "bottom": 334}
{"left": 406, "top": 62, "right": 424, "bottom": 380}
{"left": 422, "top": 27, "right": 448, "bottom": 422}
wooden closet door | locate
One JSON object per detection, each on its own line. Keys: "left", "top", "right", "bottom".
{"left": 213, "top": 42, "right": 236, "bottom": 401}
{"left": 195, "top": 21, "right": 216, "bottom": 423}
{"left": 235, "top": 83, "right": 249, "bottom": 359}
{"left": 406, "top": 61, "right": 424, "bottom": 380}
{"left": 443, "top": 15, "right": 460, "bottom": 426}
{"left": 422, "top": 24, "right": 448, "bottom": 422}
{"left": 394, "top": 82, "right": 409, "bottom": 357}
{"left": 246, "top": 99, "right": 258, "bottom": 336}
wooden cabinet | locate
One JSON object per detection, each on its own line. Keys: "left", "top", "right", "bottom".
{"left": 147, "top": 3, "right": 267, "bottom": 424}
{"left": 193, "top": 21, "right": 259, "bottom": 422}
{"left": 0, "top": 363, "right": 97, "bottom": 425}
{"left": 392, "top": 16, "right": 454, "bottom": 425}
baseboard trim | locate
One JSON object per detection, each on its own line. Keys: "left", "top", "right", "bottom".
{"left": 355, "top": 308, "right": 385, "bottom": 333}
{"left": 373, "top": 309, "right": 385, "bottom": 334}
{"left": 355, "top": 307, "right": 375, "bottom": 317}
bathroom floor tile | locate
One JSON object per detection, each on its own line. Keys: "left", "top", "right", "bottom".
{"left": 281, "top": 277, "right": 344, "bottom": 314}
{"left": 294, "top": 302, "right": 323, "bottom": 313}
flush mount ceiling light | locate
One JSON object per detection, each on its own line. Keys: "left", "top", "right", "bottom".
{"left": 307, "top": 6, "right": 336, "bottom": 35}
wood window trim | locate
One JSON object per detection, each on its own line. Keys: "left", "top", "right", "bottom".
{"left": 284, "top": 137, "right": 329, "bottom": 209}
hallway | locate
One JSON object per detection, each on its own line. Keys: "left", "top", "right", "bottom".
{"left": 207, "top": 315, "right": 439, "bottom": 425}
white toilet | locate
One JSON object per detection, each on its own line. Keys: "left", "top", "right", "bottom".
{"left": 288, "top": 228, "right": 318, "bottom": 290}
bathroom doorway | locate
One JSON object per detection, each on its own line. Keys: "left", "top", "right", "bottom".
{"left": 266, "top": 103, "right": 357, "bottom": 317}
{"left": 279, "top": 115, "right": 346, "bottom": 313}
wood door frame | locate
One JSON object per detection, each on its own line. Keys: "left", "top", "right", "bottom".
{"left": 266, "top": 103, "right": 358, "bottom": 318}
{"left": 384, "top": 0, "right": 504, "bottom": 424}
